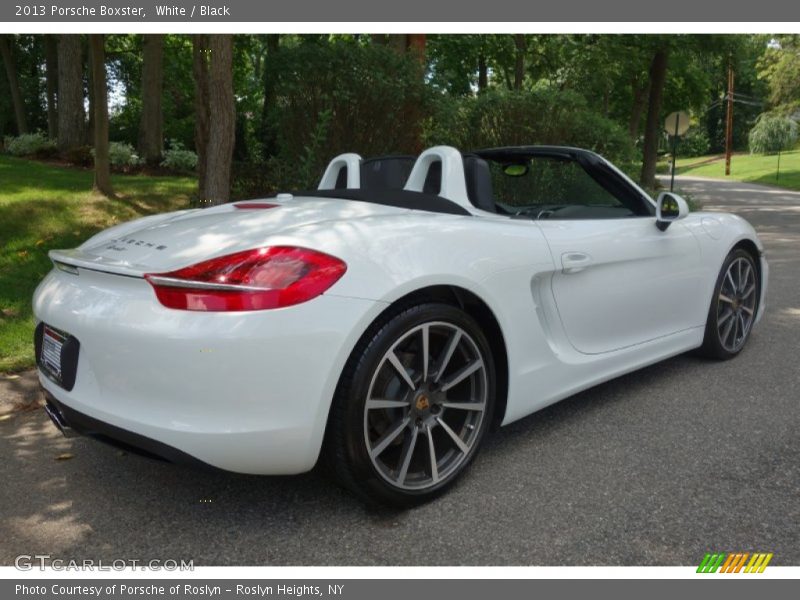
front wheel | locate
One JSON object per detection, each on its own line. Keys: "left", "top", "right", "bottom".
{"left": 698, "top": 248, "right": 760, "bottom": 360}
{"left": 325, "top": 303, "right": 495, "bottom": 507}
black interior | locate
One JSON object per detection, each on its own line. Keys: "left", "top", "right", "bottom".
{"left": 302, "top": 146, "right": 652, "bottom": 218}
{"left": 360, "top": 155, "right": 416, "bottom": 191}
{"left": 463, "top": 155, "right": 496, "bottom": 213}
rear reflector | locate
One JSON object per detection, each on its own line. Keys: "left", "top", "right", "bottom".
{"left": 144, "top": 246, "right": 346, "bottom": 311}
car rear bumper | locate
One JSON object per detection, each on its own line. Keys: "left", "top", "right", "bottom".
{"left": 43, "top": 389, "right": 215, "bottom": 467}
{"left": 33, "top": 267, "right": 385, "bottom": 474}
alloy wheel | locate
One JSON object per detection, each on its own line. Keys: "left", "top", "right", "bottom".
{"left": 716, "top": 256, "right": 757, "bottom": 353}
{"left": 363, "top": 322, "right": 488, "bottom": 490}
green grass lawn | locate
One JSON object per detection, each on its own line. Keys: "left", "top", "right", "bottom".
{"left": 0, "top": 156, "right": 196, "bottom": 373}
{"left": 667, "top": 150, "right": 800, "bottom": 191}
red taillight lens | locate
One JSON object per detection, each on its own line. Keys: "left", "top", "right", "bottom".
{"left": 144, "top": 246, "right": 347, "bottom": 311}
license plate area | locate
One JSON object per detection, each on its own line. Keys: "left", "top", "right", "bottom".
{"left": 42, "top": 326, "right": 65, "bottom": 379}
{"left": 35, "top": 322, "right": 80, "bottom": 391}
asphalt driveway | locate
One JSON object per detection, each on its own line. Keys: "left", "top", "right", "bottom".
{"left": 1, "top": 176, "right": 798, "bottom": 566}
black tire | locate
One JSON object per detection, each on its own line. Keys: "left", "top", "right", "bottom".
{"left": 697, "top": 248, "right": 760, "bottom": 360}
{"left": 323, "top": 303, "right": 496, "bottom": 507}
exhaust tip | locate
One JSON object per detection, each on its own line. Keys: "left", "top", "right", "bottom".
{"left": 44, "top": 402, "right": 77, "bottom": 438}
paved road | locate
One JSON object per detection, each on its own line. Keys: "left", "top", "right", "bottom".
{"left": 1, "top": 177, "right": 798, "bottom": 566}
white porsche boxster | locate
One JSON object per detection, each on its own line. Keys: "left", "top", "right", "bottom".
{"left": 34, "top": 145, "right": 767, "bottom": 505}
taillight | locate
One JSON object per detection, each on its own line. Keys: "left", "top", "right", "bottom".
{"left": 144, "top": 246, "right": 347, "bottom": 311}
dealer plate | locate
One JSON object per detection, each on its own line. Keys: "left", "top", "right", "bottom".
{"left": 41, "top": 325, "right": 66, "bottom": 381}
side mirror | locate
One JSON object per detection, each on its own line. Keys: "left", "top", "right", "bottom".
{"left": 655, "top": 192, "right": 689, "bottom": 231}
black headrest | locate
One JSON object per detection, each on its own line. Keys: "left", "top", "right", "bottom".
{"left": 463, "top": 155, "right": 496, "bottom": 213}
{"left": 361, "top": 155, "right": 416, "bottom": 191}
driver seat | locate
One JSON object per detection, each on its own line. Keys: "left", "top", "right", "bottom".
{"left": 463, "top": 155, "right": 496, "bottom": 213}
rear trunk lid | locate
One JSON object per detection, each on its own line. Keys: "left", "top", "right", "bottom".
{"left": 50, "top": 196, "right": 405, "bottom": 277}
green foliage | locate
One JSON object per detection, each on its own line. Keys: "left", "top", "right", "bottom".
{"left": 678, "top": 128, "right": 711, "bottom": 158}
{"left": 3, "top": 132, "right": 57, "bottom": 157}
{"left": 160, "top": 140, "right": 198, "bottom": 172}
{"left": 260, "top": 40, "right": 428, "bottom": 189}
{"left": 748, "top": 114, "right": 799, "bottom": 154}
{"left": 758, "top": 35, "right": 800, "bottom": 110}
{"left": 424, "top": 89, "right": 634, "bottom": 163}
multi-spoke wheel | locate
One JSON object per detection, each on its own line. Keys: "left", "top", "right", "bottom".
{"left": 699, "top": 248, "right": 760, "bottom": 359}
{"left": 325, "top": 303, "right": 495, "bottom": 506}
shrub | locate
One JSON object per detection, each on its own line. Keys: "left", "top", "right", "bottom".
{"left": 3, "top": 132, "right": 57, "bottom": 158}
{"left": 93, "top": 141, "right": 143, "bottom": 168}
{"left": 160, "top": 141, "right": 198, "bottom": 172}
{"left": 678, "top": 128, "right": 710, "bottom": 158}
{"left": 748, "top": 114, "right": 799, "bottom": 154}
{"left": 423, "top": 89, "right": 634, "bottom": 164}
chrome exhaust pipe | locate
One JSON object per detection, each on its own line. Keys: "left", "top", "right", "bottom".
{"left": 44, "top": 402, "right": 77, "bottom": 438}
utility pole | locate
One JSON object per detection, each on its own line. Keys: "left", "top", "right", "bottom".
{"left": 724, "top": 62, "right": 734, "bottom": 176}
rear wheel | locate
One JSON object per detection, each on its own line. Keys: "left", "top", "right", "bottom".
{"left": 325, "top": 303, "right": 495, "bottom": 507}
{"left": 698, "top": 248, "right": 759, "bottom": 360}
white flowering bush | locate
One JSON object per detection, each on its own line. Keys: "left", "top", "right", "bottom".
{"left": 99, "top": 142, "right": 144, "bottom": 167}
{"left": 161, "top": 141, "right": 198, "bottom": 171}
{"left": 4, "top": 132, "right": 57, "bottom": 157}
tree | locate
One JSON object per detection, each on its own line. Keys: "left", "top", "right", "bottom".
{"left": 57, "top": 35, "right": 85, "bottom": 152}
{"left": 0, "top": 35, "right": 29, "bottom": 135}
{"left": 205, "top": 35, "right": 235, "bottom": 204}
{"left": 758, "top": 35, "right": 800, "bottom": 110}
{"left": 192, "top": 34, "right": 210, "bottom": 201}
{"left": 193, "top": 35, "right": 235, "bottom": 205}
{"left": 44, "top": 35, "right": 58, "bottom": 139}
{"left": 89, "top": 34, "right": 113, "bottom": 196}
{"left": 748, "top": 114, "right": 798, "bottom": 153}
{"left": 138, "top": 34, "right": 164, "bottom": 165}
{"left": 640, "top": 45, "right": 669, "bottom": 189}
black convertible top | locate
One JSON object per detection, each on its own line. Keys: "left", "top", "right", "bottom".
{"left": 474, "top": 145, "right": 600, "bottom": 162}
{"left": 294, "top": 187, "right": 472, "bottom": 216}
{"left": 294, "top": 145, "right": 653, "bottom": 217}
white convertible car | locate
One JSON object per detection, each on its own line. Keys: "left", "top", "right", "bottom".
{"left": 34, "top": 145, "right": 767, "bottom": 505}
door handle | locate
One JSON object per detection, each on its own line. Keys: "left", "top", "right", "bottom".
{"left": 561, "top": 252, "right": 592, "bottom": 274}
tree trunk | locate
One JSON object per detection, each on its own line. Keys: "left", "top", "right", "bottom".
{"left": 89, "top": 35, "right": 113, "bottom": 196}
{"left": 44, "top": 35, "right": 58, "bottom": 139}
{"left": 204, "top": 35, "right": 235, "bottom": 206}
{"left": 85, "top": 44, "right": 94, "bottom": 145}
{"left": 138, "top": 34, "right": 164, "bottom": 166}
{"left": 407, "top": 34, "right": 426, "bottom": 63}
{"left": 57, "top": 35, "right": 85, "bottom": 152}
{"left": 192, "top": 34, "right": 210, "bottom": 200}
{"left": 0, "top": 35, "right": 28, "bottom": 135}
{"left": 639, "top": 47, "right": 669, "bottom": 189}
{"left": 478, "top": 54, "right": 488, "bottom": 92}
{"left": 513, "top": 34, "right": 526, "bottom": 91}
